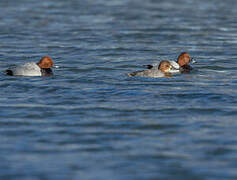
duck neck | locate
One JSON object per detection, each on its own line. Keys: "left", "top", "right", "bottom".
{"left": 40, "top": 68, "right": 53, "bottom": 76}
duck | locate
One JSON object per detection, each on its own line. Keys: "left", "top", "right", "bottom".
{"left": 145, "top": 52, "right": 195, "bottom": 73}
{"left": 127, "top": 60, "right": 180, "bottom": 78}
{"left": 5, "top": 56, "right": 54, "bottom": 76}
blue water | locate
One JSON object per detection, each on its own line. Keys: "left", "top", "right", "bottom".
{"left": 1, "top": 0, "right": 237, "bottom": 179}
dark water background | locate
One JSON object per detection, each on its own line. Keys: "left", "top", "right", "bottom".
{"left": 0, "top": 0, "right": 237, "bottom": 179}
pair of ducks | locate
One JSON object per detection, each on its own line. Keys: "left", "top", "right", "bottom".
{"left": 5, "top": 52, "right": 194, "bottom": 77}
{"left": 128, "top": 52, "right": 195, "bottom": 78}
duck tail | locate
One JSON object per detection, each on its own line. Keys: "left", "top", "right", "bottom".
{"left": 127, "top": 71, "right": 139, "bottom": 77}
{"left": 127, "top": 72, "right": 135, "bottom": 77}
{"left": 5, "top": 69, "right": 13, "bottom": 76}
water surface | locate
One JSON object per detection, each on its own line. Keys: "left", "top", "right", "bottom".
{"left": 0, "top": 0, "right": 237, "bottom": 179}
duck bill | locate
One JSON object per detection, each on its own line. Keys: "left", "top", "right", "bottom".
{"left": 190, "top": 58, "right": 196, "bottom": 64}
{"left": 53, "top": 65, "right": 60, "bottom": 68}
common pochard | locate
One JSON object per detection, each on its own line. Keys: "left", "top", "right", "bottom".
{"left": 6, "top": 56, "right": 54, "bottom": 76}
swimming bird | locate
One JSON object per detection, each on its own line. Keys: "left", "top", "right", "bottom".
{"left": 5, "top": 56, "right": 54, "bottom": 76}
{"left": 127, "top": 60, "right": 180, "bottom": 78}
